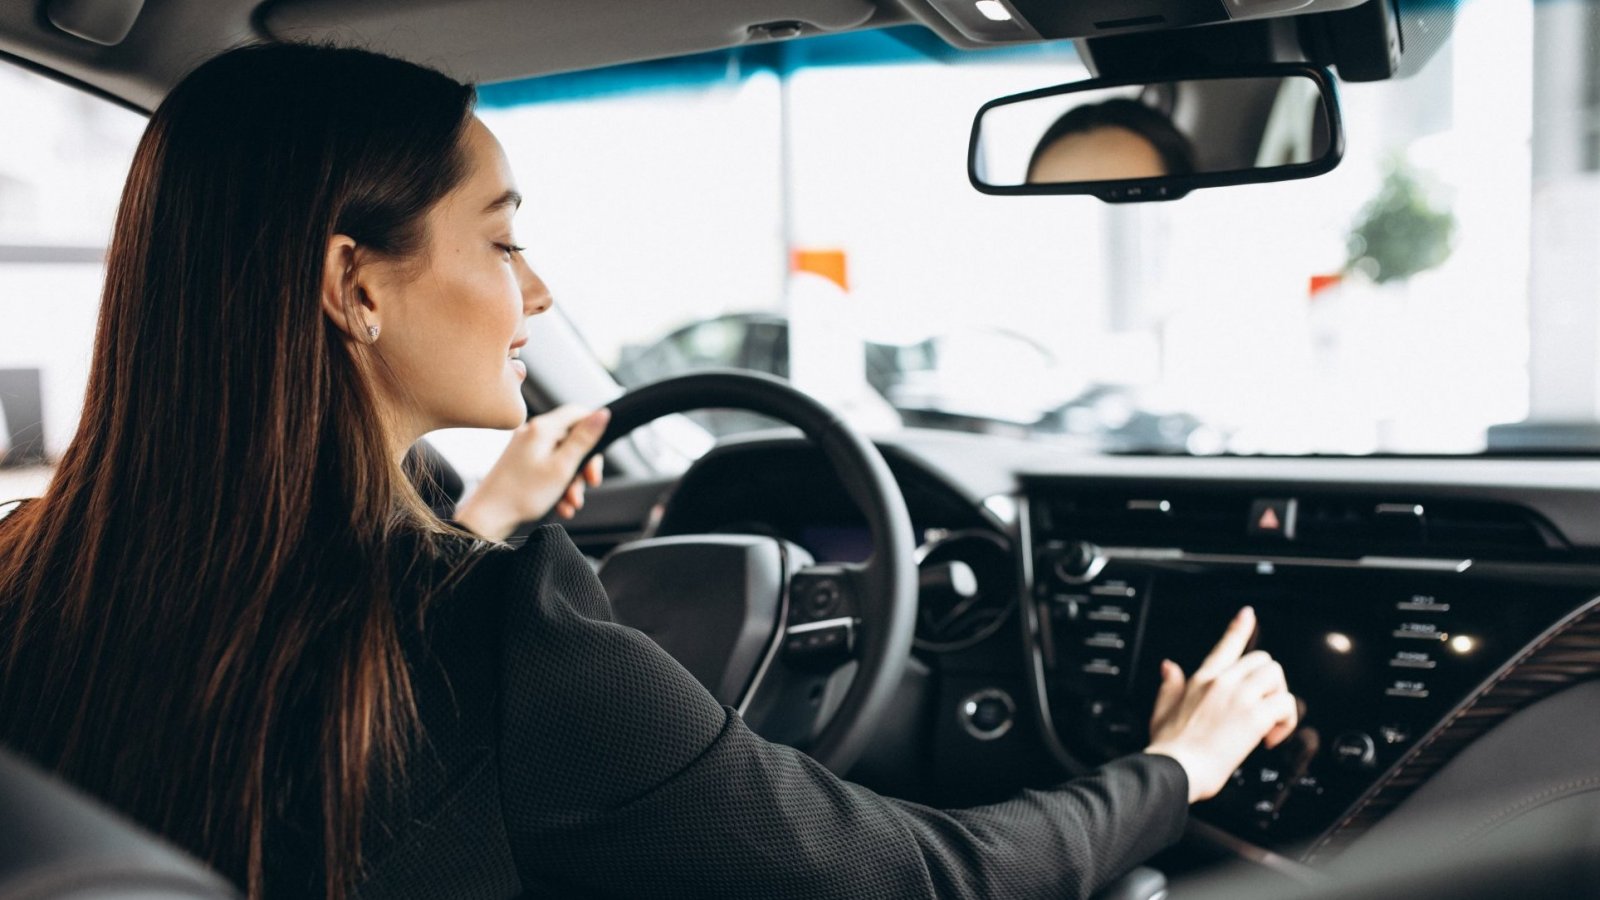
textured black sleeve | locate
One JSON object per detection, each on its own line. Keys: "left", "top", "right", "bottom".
{"left": 495, "top": 525, "right": 1189, "bottom": 900}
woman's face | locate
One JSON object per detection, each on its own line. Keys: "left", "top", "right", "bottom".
{"left": 367, "top": 117, "right": 550, "bottom": 436}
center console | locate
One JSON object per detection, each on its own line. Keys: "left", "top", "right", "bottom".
{"left": 1019, "top": 479, "right": 1600, "bottom": 857}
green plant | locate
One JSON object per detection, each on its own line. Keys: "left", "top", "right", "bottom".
{"left": 1344, "top": 158, "right": 1457, "bottom": 285}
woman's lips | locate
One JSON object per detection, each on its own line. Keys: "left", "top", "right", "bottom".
{"left": 508, "top": 336, "right": 529, "bottom": 379}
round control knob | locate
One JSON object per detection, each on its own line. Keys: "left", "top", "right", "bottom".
{"left": 958, "top": 689, "right": 1015, "bottom": 741}
{"left": 1331, "top": 731, "right": 1377, "bottom": 770}
{"left": 1050, "top": 541, "right": 1104, "bottom": 584}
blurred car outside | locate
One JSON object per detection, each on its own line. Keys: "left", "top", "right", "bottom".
{"left": 613, "top": 311, "right": 1225, "bottom": 453}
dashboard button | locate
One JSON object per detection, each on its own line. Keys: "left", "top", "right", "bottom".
{"left": 1087, "top": 605, "right": 1132, "bottom": 623}
{"left": 1291, "top": 774, "right": 1324, "bottom": 796}
{"left": 1384, "top": 679, "right": 1430, "bottom": 699}
{"left": 1390, "top": 650, "right": 1438, "bottom": 669}
{"left": 1379, "top": 724, "right": 1411, "bottom": 745}
{"left": 1248, "top": 498, "right": 1299, "bottom": 540}
{"left": 1394, "top": 622, "right": 1448, "bottom": 641}
{"left": 1089, "top": 581, "right": 1137, "bottom": 598}
{"left": 1083, "top": 631, "right": 1127, "bottom": 650}
{"left": 1050, "top": 595, "right": 1087, "bottom": 626}
{"left": 1397, "top": 594, "right": 1451, "bottom": 613}
{"left": 959, "top": 689, "right": 1016, "bottom": 741}
{"left": 1332, "top": 732, "right": 1378, "bottom": 770}
{"left": 1081, "top": 659, "right": 1122, "bottom": 677}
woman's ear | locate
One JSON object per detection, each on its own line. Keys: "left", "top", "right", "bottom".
{"left": 319, "top": 235, "right": 380, "bottom": 343}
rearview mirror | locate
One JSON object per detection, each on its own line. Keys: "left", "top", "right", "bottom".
{"left": 968, "top": 64, "right": 1342, "bottom": 202}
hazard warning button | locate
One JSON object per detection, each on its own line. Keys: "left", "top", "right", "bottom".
{"left": 1248, "top": 498, "right": 1298, "bottom": 540}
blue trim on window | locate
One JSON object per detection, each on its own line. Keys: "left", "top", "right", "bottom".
{"left": 476, "top": 26, "right": 1078, "bottom": 108}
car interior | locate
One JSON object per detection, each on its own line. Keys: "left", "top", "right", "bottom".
{"left": 4, "top": 0, "right": 1600, "bottom": 897}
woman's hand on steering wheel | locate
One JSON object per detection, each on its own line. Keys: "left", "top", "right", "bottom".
{"left": 1143, "top": 606, "right": 1300, "bottom": 804}
{"left": 454, "top": 405, "right": 610, "bottom": 541}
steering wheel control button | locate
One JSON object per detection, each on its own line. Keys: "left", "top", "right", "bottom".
{"left": 1089, "top": 581, "right": 1137, "bottom": 598}
{"left": 1247, "top": 498, "right": 1299, "bottom": 540}
{"left": 802, "top": 578, "right": 843, "bottom": 619}
{"left": 1332, "top": 732, "right": 1378, "bottom": 770}
{"left": 959, "top": 689, "right": 1015, "bottom": 741}
{"left": 783, "top": 617, "right": 855, "bottom": 668}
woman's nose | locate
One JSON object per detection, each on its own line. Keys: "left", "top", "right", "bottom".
{"left": 520, "top": 258, "right": 552, "bottom": 316}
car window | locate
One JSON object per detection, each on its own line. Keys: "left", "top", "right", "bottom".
{"left": 0, "top": 67, "right": 143, "bottom": 509}
{"left": 478, "top": 3, "right": 1564, "bottom": 456}
{"left": 0, "top": 67, "right": 525, "bottom": 498}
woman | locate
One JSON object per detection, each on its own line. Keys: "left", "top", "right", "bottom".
{"left": 1026, "top": 98, "right": 1198, "bottom": 184}
{"left": 0, "top": 43, "right": 1296, "bottom": 899}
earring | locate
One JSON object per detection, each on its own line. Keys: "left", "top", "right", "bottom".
{"left": 366, "top": 325, "right": 380, "bottom": 341}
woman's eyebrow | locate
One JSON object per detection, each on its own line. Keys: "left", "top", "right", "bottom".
{"left": 482, "top": 189, "right": 522, "bottom": 214}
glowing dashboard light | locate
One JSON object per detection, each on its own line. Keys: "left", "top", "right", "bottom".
{"left": 1325, "top": 632, "right": 1354, "bottom": 654}
{"left": 1449, "top": 634, "right": 1478, "bottom": 654}
{"left": 975, "top": 0, "right": 1014, "bottom": 22}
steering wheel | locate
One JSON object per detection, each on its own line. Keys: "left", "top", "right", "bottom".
{"left": 587, "top": 370, "right": 917, "bottom": 774}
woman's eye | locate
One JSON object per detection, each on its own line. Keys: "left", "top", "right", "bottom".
{"left": 494, "top": 242, "right": 526, "bottom": 260}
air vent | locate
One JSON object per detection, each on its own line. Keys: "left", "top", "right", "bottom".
{"left": 1034, "top": 491, "right": 1251, "bottom": 547}
{"left": 1034, "top": 490, "right": 1564, "bottom": 557}
{"left": 1278, "top": 497, "right": 1560, "bottom": 555}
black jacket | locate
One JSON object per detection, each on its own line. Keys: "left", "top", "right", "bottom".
{"left": 328, "top": 525, "right": 1188, "bottom": 899}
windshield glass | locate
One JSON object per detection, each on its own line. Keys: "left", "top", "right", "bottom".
{"left": 477, "top": 0, "right": 1589, "bottom": 456}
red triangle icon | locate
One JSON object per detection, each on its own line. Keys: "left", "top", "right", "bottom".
{"left": 1258, "top": 507, "right": 1281, "bottom": 531}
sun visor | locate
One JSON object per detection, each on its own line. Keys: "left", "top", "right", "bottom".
{"left": 262, "top": 0, "right": 881, "bottom": 83}
{"left": 45, "top": 0, "right": 147, "bottom": 46}
{"left": 924, "top": 0, "right": 1371, "bottom": 44}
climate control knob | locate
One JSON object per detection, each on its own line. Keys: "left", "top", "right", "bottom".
{"left": 1049, "top": 541, "right": 1105, "bottom": 584}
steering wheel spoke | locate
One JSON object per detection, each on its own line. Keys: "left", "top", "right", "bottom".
{"left": 591, "top": 371, "right": 916, "bottom": 773}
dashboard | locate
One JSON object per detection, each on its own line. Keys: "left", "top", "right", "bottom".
{"left": 1021, "top": 480, "right": 1600, "bottom": 861}
{"left": 566, "top": 430, "right": 1600, "bottom": 866}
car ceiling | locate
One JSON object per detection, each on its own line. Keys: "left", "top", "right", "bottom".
{"left": 2, "top": 0, "right": 1370, "bottom": 112}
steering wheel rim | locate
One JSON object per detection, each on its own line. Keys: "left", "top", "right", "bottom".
{"left": 591, "top": 369, "right": 917, "bottom": 774}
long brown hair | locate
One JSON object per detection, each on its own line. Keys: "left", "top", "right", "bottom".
{"left": 0, "top": 43, "right": 479, "bottom": 897}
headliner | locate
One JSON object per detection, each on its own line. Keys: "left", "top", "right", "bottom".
{"left": 0, "top": 0, "right": 1370, "bottom": 112}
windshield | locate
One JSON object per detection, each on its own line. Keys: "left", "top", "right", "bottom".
{"left": 476, "top": 0, "right": 1583, "bottom": 456}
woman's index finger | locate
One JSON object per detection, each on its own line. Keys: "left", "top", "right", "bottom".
{"left": 1195, "top": 606, "right": 1256, "bottom": 680}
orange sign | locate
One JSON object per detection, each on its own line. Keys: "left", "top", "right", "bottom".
{"left": 791, "top": 248, "right": 849, "bottom": 292}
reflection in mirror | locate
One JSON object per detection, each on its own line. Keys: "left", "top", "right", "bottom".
{"left": 973, "top": 72, "right": 1336, "bottom": 195}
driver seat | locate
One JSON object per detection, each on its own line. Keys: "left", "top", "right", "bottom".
{"left": 0, "top": 747, "right": 237, "bottom": 899}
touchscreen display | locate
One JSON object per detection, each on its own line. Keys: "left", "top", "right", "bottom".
{"left": 1129, "top": 576, "right": 1392, "bottom": 740}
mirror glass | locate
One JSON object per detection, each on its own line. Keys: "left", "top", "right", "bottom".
{"left": 972, "top": 72, "right": 1336, "bottom": 197}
